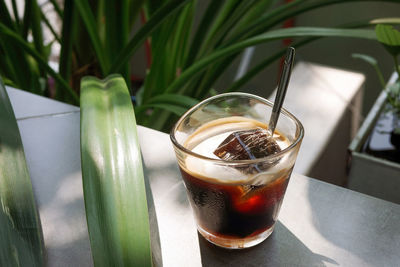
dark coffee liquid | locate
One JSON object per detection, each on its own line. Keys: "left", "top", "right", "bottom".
{"left": 180, "top": 117, "right": 292, "bottom": 241}
{"left": 180, "top": 167, "right": 291, "bottom": 239}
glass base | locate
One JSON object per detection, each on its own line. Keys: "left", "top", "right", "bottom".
{"left": 197, "top": 225, "right": 275, "bottom": 249}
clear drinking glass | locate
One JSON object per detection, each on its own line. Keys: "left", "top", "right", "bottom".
{"left": 170, "top": 93, "right": 304, "bottom": 249}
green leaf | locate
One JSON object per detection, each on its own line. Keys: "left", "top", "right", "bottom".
{"left": 143, "top": 2, "right": 195, "bottom": 101}
{"left": 0, "top": 77, "right": 44, "bottom": 267}
{"left": 109, "top": 0, "right": 192, "bottom": 73}
{"left": 21, "top": 0, "right": 32, "bottom": 39}
{"left": 73, "top": 0, "right": 108, "bottom": 74}
{"left": 352, "top": 53, "right": 386, "bottom": 87}
{"left": 80, "top": 74, "right": 152, "bottom": 266}
{"left": 165, "top": 27, "right": 376, "bottom": 94}
{"left": 137, "top": 103, "right": 187, "bottom": 116}
{"left": 184, "top": 0, "right": 224, "bottom": 68}
{"left": 40, "top": 8, "right": 61, "bottom": 43}
{"left": 136, "top": 93, "right": 198, "bottom": 127}
{"left": 48, "top": 0, "right": 63, "bottom": 19}
{"left": 375, "top": 24, "right": 400, "bottom": 46}
{"left": 10, "top": 0, "right": 20, "bottom": 31}
{"left": 0, "top": 34, "right": 36, "bottom": 92}
{"left": 58, "top": 0, "right": 77, "bottom": 100}
{"left": 227, "top": 0, "right": 400, "bottom": 44}
{"left": 231, "top": 0, "right": 276, "bottom": 36}
{"left": 148, "top": 93, "right": 198, "bottom": 107}
{"left": 352, "top": 53, "right": 378, "bottom": 66}
{"left": 225, "top": 19, "right": 378, "bottom": 94}
{"left": 30, "top": 0, "right": 45, "bottom": 60}
{"left": 375, "top": 24, "right": 400, "bottom": 56}
{"left": 0, "top": 22, "right": 79, "bottom": 104}
{"left": 104, "top": 0, "right": 130, "bottom": 87}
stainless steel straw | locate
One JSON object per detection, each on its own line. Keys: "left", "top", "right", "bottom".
{"left": 268, "top": 47, "right": 295, "bottom": 136}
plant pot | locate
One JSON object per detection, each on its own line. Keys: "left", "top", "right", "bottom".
{"left": 347, "top": 75, "right": 400, "bottom": 204}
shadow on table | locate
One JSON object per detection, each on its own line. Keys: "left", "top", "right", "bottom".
{"left": 198, "top": 221, "right": 336, "bottom": 267}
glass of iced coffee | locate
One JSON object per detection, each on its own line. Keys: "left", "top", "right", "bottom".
{"left": 170, "top": 92, "right": 304, "bottom": 249}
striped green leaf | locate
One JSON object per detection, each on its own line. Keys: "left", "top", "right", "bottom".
{"left": 80, "top": 74, "right": 152, "bottom": 266}
{"left": 0, "top": 77, "right": 44, "bottom": 267}
{"left": 375, "top": 24, "right": 400, "bottom": 56}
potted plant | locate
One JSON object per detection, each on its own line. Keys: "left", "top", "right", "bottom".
{"left": 348, "top": 22, "right": 400, "bottom": 204}
{"left": 2, "top": 1, "right": 400, "bottom": 265}
{"left": 2, "top": 0, "right": 400, "bottom": 132}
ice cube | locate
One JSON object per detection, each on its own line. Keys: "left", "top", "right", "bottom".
{"left": 214, "top": 128, "right": 281, "bottom": 160}
{"left": 213, "top": 128, "right": 281, "bottom": 173}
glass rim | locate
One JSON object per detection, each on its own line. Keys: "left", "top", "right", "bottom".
{"left": 170, "top": 92, "right": 304, "bottom": 164}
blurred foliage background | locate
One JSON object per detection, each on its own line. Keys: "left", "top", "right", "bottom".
{"left": 1, "top": 0, "right": 400, "bottom": 131}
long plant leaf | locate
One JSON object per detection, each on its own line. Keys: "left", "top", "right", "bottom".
{"left": 48, "top": 0, "right": 63, "bottom": 19}
{"left": 352, "top": 53, "right": 386, "bottom": 87}
{"left": 228, "top": 0, "right": 400, "bottom": 44}
{"left": 144, "top": 2, "right": 195, "bottom": 102}
{"left": 0, "top": 35, "right": 35, "bottom": 92}
{"left": 227, "top": 0, "right": 302, "bottom": 42}
{"left": 169, "top": 3, "right": 194, "bottom": 77}
{"left": 0, "top": 46, "right": 18, "bottom": 83}
{"left": 136, "top": 92, "right": 199, "bottom": 127}
{"left": 165, "top": 27, "right": 377, "bottom": 94}
{"left": 58, "top": 0, "right": 77, "bottom": 100}
{"left": 21, "top": 0, "right": 32, "bottom": 40}
{"left": 10, "top": 0, "right": 20, "bottom": 31}
{"left": 147, "top": 92, "right": 198, "bottom": 105}
{"left": 136, "top": 103, "right": 187, "bottom": 116}
{"left": 224, "top": 20, "right": 375, "bottom": 94}
{"left": 80, "top": 74, "right": 152, "bottom": 266}
{"left": 0, "top": 23, "right": 79, "bottom": 104}
{"left": 198, "top": 0, "right": 258, "bottom": 57}
{"left": 142, "top": 5, "right": 186, "bottom": 102}
{"left": 0, "top": 1, "right": 17, "bottom": 30}
{"left": 109, "top": 0, "right": 192, "bottom": 73}
{"left": 30, "top": 0, "right": 44, "bottom": 58}
{"left": 73, "top": 0, "right": 108, "bottom": 75}
{"left": 30, "top": 0, "right": 46, "bottom": 84}
{"left": 226, "top": 38, "right": 314, "bottom": 93}
{"left": 104, "top": 0, "right": 130, "bottom": 88}
{"left": 0, "top": 77, "right": 44, "bottom": 267}
{"left": 231, "top": 0, "right": 276, "bottom": 36}
{"left": 144, "top": 26, "right": 378, "bottom": 131}
{"left": 184, "top": 0, "right": 224, "bottom": 68}
{"left": 0, "top": 1, "right": 43, "bottom": 94}
{"left": 40, "top": 8, "right": 61, "bottom": 43}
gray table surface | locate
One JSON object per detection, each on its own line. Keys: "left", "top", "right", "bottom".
{"left": 9, "top": 88, "right": 400, "bottom": 267}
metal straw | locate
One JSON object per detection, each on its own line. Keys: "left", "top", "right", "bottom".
{"left": 268, "top": 47, "right": 295, "bottom": 136}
